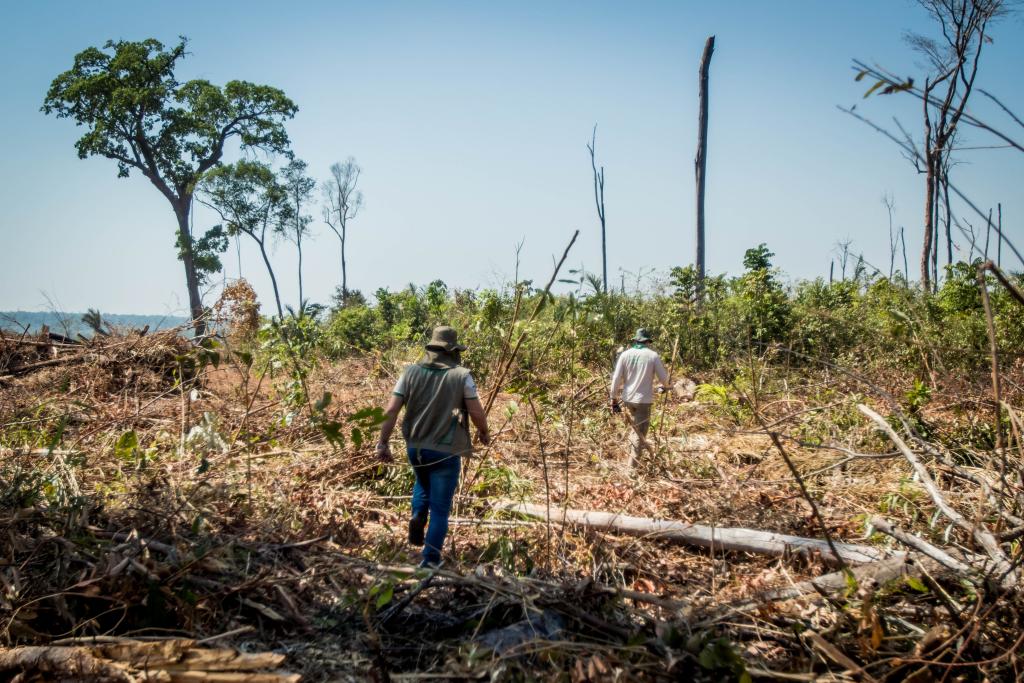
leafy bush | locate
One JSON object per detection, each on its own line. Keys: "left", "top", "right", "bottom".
{"left": 272, "top": 254, "right": 1022, "bottom": 388}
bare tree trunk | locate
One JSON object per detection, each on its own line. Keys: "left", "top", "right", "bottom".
{"left": 943, "top": 172, "right": 953, "bottom": 266}
{"left": 921, "top": 80, "right": 935, "bottom": 291}
{"left": 341, "top": 229, "right": 347, "bottom": 299}
{"left": 256, "top": 240, "right": 284, "bottom": 319}
{"left": 984, "top": 208, "right": 993, "bottom": 259}
{"left": 921, "top": 169, "right": 934, "bottom": 289}
{"left": 997, "top": 203, "right": 1002, "bottom": 268}
{"left": 296, "top": 236, "right": 304, "bottom": 307}
{"left": 174, "top": 201, "right": 206, "bottom": 336}
{"left": 931, "top": 174, "right": 940, "bottom": 290}
{"left": 588, "top": 126, "right": 607, "bottom": 293}
{"left": 695, "top": 35, "right": 715, "bottom": 303}
{"left": 884, "top": 194, "right": 896, "bottom": 279}
{"left": 900, "top": 227, "right": 909, "bottom": 281}
{"left": 235, "top": 235, "right": 242, "bottom": 278}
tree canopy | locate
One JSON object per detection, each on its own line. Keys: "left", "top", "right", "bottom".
{"left": 42, "top": 37, "right": 297, "bottom": 330}
{"left": 43, "top": 37, "right": 297, "bottom": 195}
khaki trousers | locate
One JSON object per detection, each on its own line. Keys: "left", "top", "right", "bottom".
{"left": 624, "top": 401, "right": 652, "bottom": 461}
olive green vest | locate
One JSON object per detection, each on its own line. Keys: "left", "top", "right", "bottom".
{"left": 399, "top": 359, "right": 472, "bottom": 456}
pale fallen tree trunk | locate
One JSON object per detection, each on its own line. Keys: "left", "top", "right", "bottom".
{"left": 501, "top": 501, "right": 896, "bottom": 566}
{"left": 753, "top": 555, "right": 915, "bottom": 605}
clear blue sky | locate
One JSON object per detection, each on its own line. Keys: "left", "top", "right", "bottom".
{"left": 1, "top": 1, "right": 1021, "bottom": 315}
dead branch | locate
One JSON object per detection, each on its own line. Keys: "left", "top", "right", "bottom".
{"left": 869, "top": 517, "right": 976, "bottom": 577}
{"left": 857, "top": 404, "right": 1016, "bottom": 586}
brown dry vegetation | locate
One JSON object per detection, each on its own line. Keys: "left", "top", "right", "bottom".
{"left": 2, "top": 324, "right": 1024, "bottom": 682}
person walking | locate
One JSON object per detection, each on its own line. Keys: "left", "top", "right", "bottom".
{"left": 376, "top": 326, "right": 490, "bottom": 568}
{"left": 610, "top": 328, "right": 671, "bottom": 465}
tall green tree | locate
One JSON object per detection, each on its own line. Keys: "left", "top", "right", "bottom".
{"left": 279, "top": 158, "right": 316, "bottom": 307}
{"left": 198, "top": 161, "right": 291, "bottom": 319}
{"left": 42, "top": 37, "right": 297, "bottom": 333}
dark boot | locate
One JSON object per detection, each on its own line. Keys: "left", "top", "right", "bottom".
{"left": 408, "top": 513, "right": 427, "bottom": 546}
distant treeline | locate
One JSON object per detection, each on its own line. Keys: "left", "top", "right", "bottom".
{"left": 0, "top": 311, "right": 189, "bottom": 338}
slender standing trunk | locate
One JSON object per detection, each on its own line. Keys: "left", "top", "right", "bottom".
{"left": 984, "top": 208, "right": 993, "bottom": 260}
{"left": 922, "top": 158, "right": 936, "bottom": 291}
{"left": 885, "top": 196, "right": 895, "bottom": 280}
{"left": 921, "top": 80, "right": 935, "bottom": 292}
{"left": 174, "top": 199, "right": 206, "bottom": 336}
{"left": 695, "top": 35, "right": 715, "bottom": 303}
{"left": 341, "top": 227, "right": 347, "bottom": 299}
{"left": 943, "top": 173, "right": 952, "bottom": 267}
{"left": 997, "top": 203, "right": 1002, "bottom": 268}
{"left": 296, "top": 234, "right": 304, "bottom": 307}
{"left": 933, "top": 179, "right": 937, "bottom": 290}
{"left": 255, "top": 238, "right": 284, "bottom": 319}
{"left": 901, "top": 227, "right": 908, "bottom": 282}
{"left": 235, "top": 235, "right": 242, "bottom": 278}
{"left": 588, "top": 126, "right": 607, "bottom": 294}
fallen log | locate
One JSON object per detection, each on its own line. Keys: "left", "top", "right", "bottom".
{"left": 501, "top": 501, "right": 896, "bottom": 566}
{"left": 0, "top": 646, "right": 136, "bottom": 682}
{"left": 696, "top": 555, "right": 952, "bottom": 628}
{"left": 745, "top": 556, "right": 918, "bottom": 609}
{"left": 1, "top": 352, "right": 89, "bottom": 376}
{"left": 0, "top": 640, "right": 299, "bottom": 683}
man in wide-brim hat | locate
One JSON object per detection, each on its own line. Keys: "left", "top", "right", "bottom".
{"left": 610, "top": 328, "right": 670, "bottom": 466}
{"left": 376, "top": 326, "right": 490, "bottom": 568}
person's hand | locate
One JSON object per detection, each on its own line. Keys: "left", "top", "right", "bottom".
{"left": 375, "top": 442, "right": 393, "bottom": 462}
{"left": 476, "top": 429, "right": 491, "bottom": 446}
{"left": 610, "top": 400, "right": 621, "bottom": 414}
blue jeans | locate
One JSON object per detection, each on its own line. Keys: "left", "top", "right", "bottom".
{"left": 408, "top": 447, "right": 462, "bottom": 563}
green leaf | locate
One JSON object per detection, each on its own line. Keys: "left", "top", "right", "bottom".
{"left": 698, "top": 645, "right": 720, "bottom": 670}
{"left": 375, "top": 584, "right": 394, "bottom": 609}
{"left": 114, "top": 430, "right": 139, "bottom": 461}
{"left": 349, "top": 407, "right": 385, "bottom": 424}
{"left": 320, "top": 421, "right": 344, "bottom": 447}
{"left": 480, "top": 539, "right": 502, "bottom": 562}
{"left": 854, "top": 69, "right": 869, "bottom": 82}
{"left": 863, "top": 79, "right": 887, "bottom": 98}
{"left": 234, "top": 351, "right": 254, "bottom": 368}
{"left": 905, "top": 576, "right": 929, "bottom": 593}
{"left": 350, "top": 427, "right": 363, "bottom": 448}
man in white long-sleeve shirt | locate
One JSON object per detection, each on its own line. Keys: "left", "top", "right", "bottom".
{"left": 610, "top": 328, "right": 671, "bottom": 462}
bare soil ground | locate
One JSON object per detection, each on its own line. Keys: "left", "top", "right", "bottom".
{"left": 2, "top": 331, "right": 1022, "bottom": 681}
